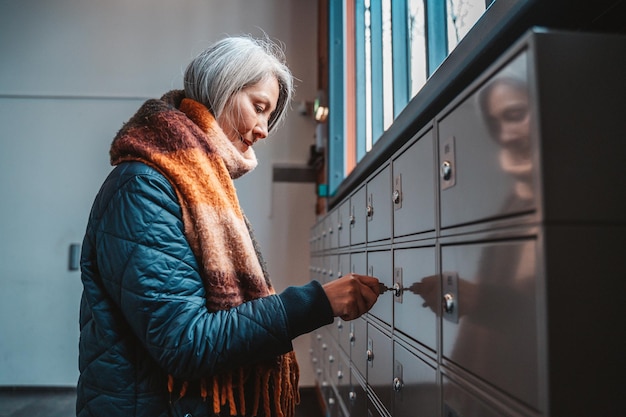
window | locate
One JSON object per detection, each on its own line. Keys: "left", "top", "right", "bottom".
{"left": 327, "top": 0, "right": 488, "bottom": 195}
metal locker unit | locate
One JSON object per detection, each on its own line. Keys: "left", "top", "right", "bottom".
{"left": 350, "top": 251, "right": 368, "bottom": 380}
{"left": 336, "top": 351, "right": 350, "bottom": 407}
{"left": 392, "top": 127, "right": 437, "bottom": 239}
{"left": 440, "top": 230, "right": 542, "bottom": 411}
{"left": 337, "top": 200, "right": 351, "bottom": 248}
{"left": 327, "top": 208, "right": 339, "bottom": 250}
{"left": 326, "top": 254, "right": 339, "bottom": 285}
{"left": 393, "top": 245, "right": 438, "bottom": 353}
{"left": 438, "top": 50, "right": 536, "bottom": 233}
{"left": 366, "top": 164, "right": 392, "bottom": 244}
{"left": 367, "top": 250, "right": 393, "bottom": 326}
{"left": 442, "top": 374, "right": 530, "bottom": 417}
{"left": 366, "top": 323, "right": 394, "bottom": 414}
{"left": 351, "top": 316, "right": 368, "bottom": 381}
{"left": 350, "top": 185, "right": 367, "bottom": 246}
{"left": 310, "top": 29, "right": 626, "bottom": 417}
{"left": 393, "top": 340, "right": 439, "bottom": 417}
{"left": 346, "top": 368, "right": 368, "bottom": 417}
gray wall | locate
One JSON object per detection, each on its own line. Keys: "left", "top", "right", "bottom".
{"left": 0, "top": 0, "right": 319, "bottom": 387}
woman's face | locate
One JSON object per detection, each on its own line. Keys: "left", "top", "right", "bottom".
{"left": 217, "top": 76, "right": 280, "bottom": 154}
{"left": 485, "top": 81, "right": 533, "bottom": 182}
{"left": 485, "top": 82, "right": 530, "bottom": 146}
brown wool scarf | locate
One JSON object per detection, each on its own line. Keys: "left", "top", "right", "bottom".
{"left": 110, "top": 90, "right": 299, "bottom": 417}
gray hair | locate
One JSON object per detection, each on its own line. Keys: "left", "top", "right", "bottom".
{"left": 184, "top": 35, "right": 294, "bottom": 132}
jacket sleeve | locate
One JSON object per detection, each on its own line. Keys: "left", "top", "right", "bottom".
{"left": 95, "top": 165, "right": 333, "bottom": 380}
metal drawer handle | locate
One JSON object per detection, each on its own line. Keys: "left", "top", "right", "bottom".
{"left": 337, "top": 370, "right": 343, "bottom": 380}
{"left": 366, "top": 349, "right": 374, "bottom": 362}
{"left": 349, "top": 391, "right": 357, "bottom": 401}
{"left": 349, "top": 214, "right": 356, "bottom": 225}
{"left": 366, "top": 205, "right": 374, "bottom": 218}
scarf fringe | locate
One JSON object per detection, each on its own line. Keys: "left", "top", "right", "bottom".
{"left": 167, "top": 351, "right": 300, "bottom": 417}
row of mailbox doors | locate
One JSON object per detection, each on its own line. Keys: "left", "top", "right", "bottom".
{"left": 310, "top": 234, "right": 541, "bottom": 416}
{"left": 311, "top": 320, "right": 536, "bottom": 417}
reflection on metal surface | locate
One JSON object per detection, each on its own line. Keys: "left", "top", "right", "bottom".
{"left": 478, "top": 52, "right": 534, "bottom": 203}
{"left": 439, "top": 52, "right": 535, "bottom": 228}
{"left": 442, "top": 239, "right": 539, "bottom": 409}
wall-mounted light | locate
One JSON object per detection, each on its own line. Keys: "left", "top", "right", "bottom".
{"left": 313, "top": 90, "right": 328, "bottom": 123}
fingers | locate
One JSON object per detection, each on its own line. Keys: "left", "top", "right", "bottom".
{"left": 322, "top": 273, "right": 380, "bottom": 321}
{"left": 353, "top": 274, "right": 381, "bottom": 296}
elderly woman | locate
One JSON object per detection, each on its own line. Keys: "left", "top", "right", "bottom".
{"left": 77, "top": 36, "right": 379, "bottom": 417}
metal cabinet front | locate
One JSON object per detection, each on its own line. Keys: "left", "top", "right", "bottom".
{"left": 393, "top": 246, "right": 438, "bottom": 351}
{"left": 336, "top": 353, "right": 351, "bottom": 409}
{"left": 351, "top": 316, "right": 368, "bottom": 379}
{"left": 366, "top": 165, "right": 392, "bottom": 243}
{"left": 350, "top": 185, "right": 367, "bottom": 245}
{"left": 337, "top": 318, "right": 351, "bottom": 356}
{"left": 438, "top": 52, "right": 536, "bottom": 230}
{"left": 337, "top": 200, "right": 351, "bottom": 248}
{"left": 367, "top": 250, "right": 393, "bottom": 325}
{"left": 326, "top": 254, "right": 338, "bottom": 285}
{"left": 441, "top": 237, "right": 540, "bottom": 410}
{"left": 392, "top": 129, "right": 436, "bottom": 237}
{"left": 337, "top": 253, "right": 353, "bottom": 355}
{"left": 338, "top": 253, "right": 350, "bottom": 280}
{"left": 350, "top": 252, "right": 368, "bottom": 376}
{"left": 327, "top": 208, "right": 339, "bottom": 250}
{"left": 442, "top": 376, "right": 518, "bottom": 417}
{"left": 393, "top": 342, "right": 439, "bottom": 417}
{"left": 367, "top": 324, "right": 393, "bottom": 414}
{"left": 347, "top": 371, "right": 367, "bottom": 417}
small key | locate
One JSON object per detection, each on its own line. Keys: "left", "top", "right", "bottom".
{"left": 378, "top": 282, "right": 394, "bottom": 295}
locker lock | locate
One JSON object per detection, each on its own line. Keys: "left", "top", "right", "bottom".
{"left": 349, "top": 391, "right": 357, "bottom": 401}
{"left": 349, "top": 214, "right": 356, "bottom": 225}
{"left": 392, "top": 189, "right": 401, "bottom": 204}
{"left": 393, "top": 377, "right": 404, "bottom": 392}
{"left": 366, "top": 349, "right": 374, "bottom": 362}
{"left": 443, "top": 293, "right": 455, "bottom": 314}
{"left": 393, "top": 282, "right": 403, "bottom": 297}
{"left": 366, "top": 204, "right": 374, "bottom": 218}
{"left": 440, "top": 160, "right": 453, "bottom": 181}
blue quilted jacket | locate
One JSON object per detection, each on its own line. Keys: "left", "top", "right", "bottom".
{"left": 77, "top": 161, "right": 333, "bottom": 416}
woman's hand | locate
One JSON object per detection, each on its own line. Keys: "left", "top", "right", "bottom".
{"left": 322, "top": 274, "right": 380, "bottom": 321}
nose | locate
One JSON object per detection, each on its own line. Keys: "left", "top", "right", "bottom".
{"left": 498, "top": 122, "right": 525, "bottom": 146}
{"left": 253, "top": 119, "right": 269, "bottom": 141}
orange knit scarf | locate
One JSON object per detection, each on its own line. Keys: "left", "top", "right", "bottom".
{"left": 110, "top": 90, "right": 299, "bottom": 416}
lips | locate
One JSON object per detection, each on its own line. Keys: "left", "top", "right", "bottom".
{"left": 239, "top": 135, "right": 255, "bottom": 147}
